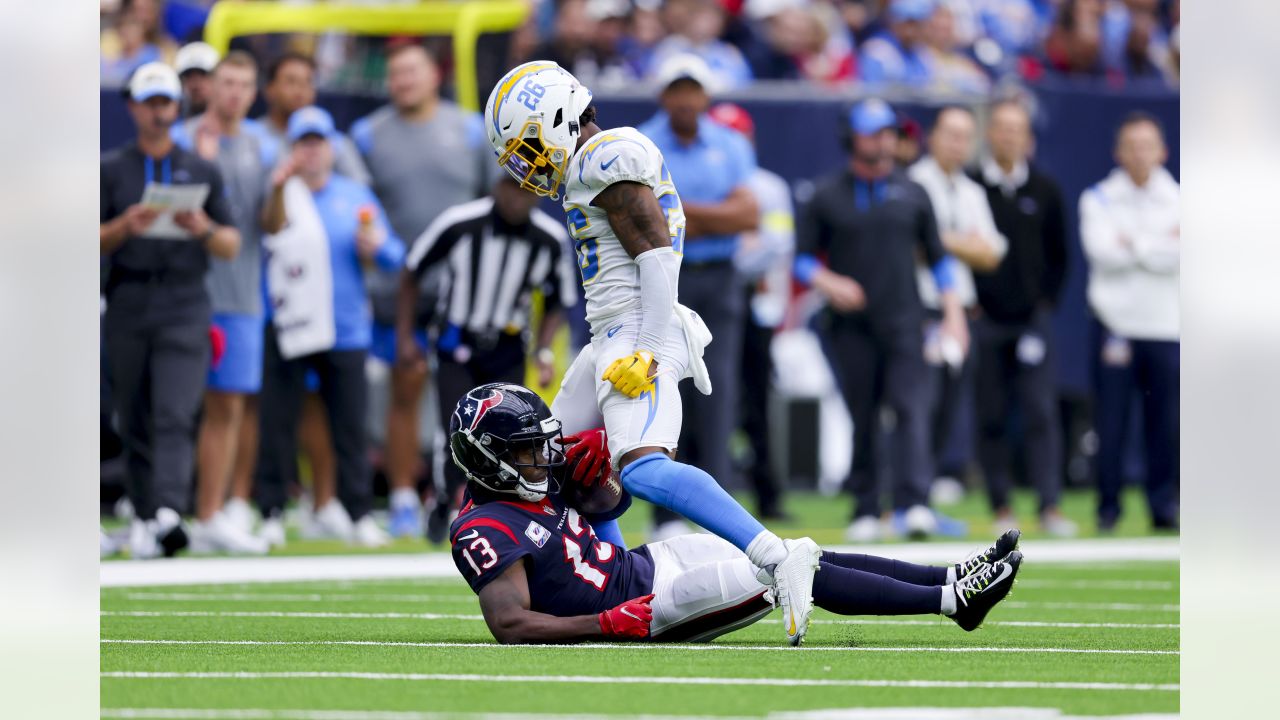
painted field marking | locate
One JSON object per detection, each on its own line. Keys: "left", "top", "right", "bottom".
{"left": 101, "top": 638, "right": 1179, "bottom": 656}
{"left": 1015, "top": 579, "right": 1176, "bottom": 591}
{"left": 1002, "top": 602, "right": 1179, "bottom": 612}
{"left": 99, "top": 610, "right": 1180, "bottom": 630}
{"left": 99, "top": 671, "right": 1180, "bottom": 692}
{"left": 120, "top": 593, "right": 471, "bottom": 603}
{"left": 99, "top": 708, "right": 1180, "bottom": 720}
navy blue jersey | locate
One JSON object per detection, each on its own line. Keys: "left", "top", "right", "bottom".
{"left": 449, "top": 494, "right": 654, "bottom": 616}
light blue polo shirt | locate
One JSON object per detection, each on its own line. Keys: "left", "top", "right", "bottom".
{"left": 636, "top": 113, "right": 756, "bottom": 265}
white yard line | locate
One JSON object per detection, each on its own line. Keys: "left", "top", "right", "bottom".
{"left": 99, "top": 610, "right": 1179, "bottom": 630}
{"left": 100, "top": 711, "right": 753, "bottom": 720}
{"left": 100, "top": 671, "right": 1179, "bottom": 692}
{"left": 1002, "top": 602, "right": 1179, "bottom": 612}
{"left": 1014, "top": 580, "right": 1176, "bottom": 591}
{"left": 114, "top": 594, "right": 1177, "bottom": 613}
{"left": 98, "top": 709, "right": 1180, "bottom": 720}
{"left": 101, "top": 638, "right": 1178, "bottom": 656}
{"left": 119, "top": 593, "right": 469, "bottom": 603}
{"left": 100, "top": 538, "right": 1177, "bottom": 588}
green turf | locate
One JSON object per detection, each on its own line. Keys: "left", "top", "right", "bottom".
{"left": 102, "top": 487, "right": 1173, "bottom": 559}
{"left": 101, "top": 558, "right": 1179, "bottom": 717}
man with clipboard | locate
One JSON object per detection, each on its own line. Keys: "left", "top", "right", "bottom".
{"left": 100, "top": 62, "right": 240, "bottom": 559}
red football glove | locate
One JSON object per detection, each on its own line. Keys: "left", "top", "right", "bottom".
{"left": 598, "top": 593, "right": 654, "bottom": 639}
{"left": 559, "top": 428, "right": 611, "bottom": 488}
{"left": 209, "top": 324, "right": 227, "bottom": 369}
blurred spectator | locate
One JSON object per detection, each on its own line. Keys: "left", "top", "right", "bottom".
{"left": 795, "top": 99, "right": 967, "bottom": 542}
{"left": 637, "top": 55, "right": 759, "bottom": 539}
{"left": 257, "top": 107, "right": 405, "bottom": 548}
{"left": 258, "top": 52, "right": 371, "bottom": 186}
{"left": 528, "top": 0, "right": 638, "bottom": 89}
{"left": 921, "top": 3, "right": 992, "bottom": 93}
{"left": 649, "top": 0, "right": 754, "bottom": 89}
{"left": 709, "top": 102, "right": 794, "bottom": 520}
{"left": 101, "top": 0, "right": 179, "bottom": 86}
{"left": 1079, "top": 112, "right": 1179, "bottom": 531}
{"left": 397, "top": 176, "right": 578, "bottom": 544}
{"left": 1099, "top": 0, "right": 1175, "bottom": 84}
{"left": 1044, "top": 0, "right": 1104, "bottom": 75}
{"left": 742, "top": 0, "right": 858, "bottom": 83}
{"left": 943, "top": 0, "right": 1049, "bottom": 62}
{"left": 618, "top": 0, "right": 669, "bottom": 75}
{"left": 350, "top": 43, "right": 493, "bottom": 539}
{"left": 908, "top": 106, "right": 1006, "bottom": 517}
{"left": 970, "top": 98, "right": 1073, "bottom": 535}
{"left": 860, "top": 0, "right": 936, "bottom": 87}
{"left": 100, "top": 62, "right": 240, "bottom": 557}
{"left": 895, "top": 115, "right": 924, "bottom": 166}
{"left": 170, "top": 51, "right": 278, "bottom": 554}
{"left": 173, "top": 41, "right": 218, "bottom": 118}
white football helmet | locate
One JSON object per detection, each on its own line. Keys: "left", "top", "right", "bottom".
{"left": 484, "top": 61, "right": 593, "bottom": 200}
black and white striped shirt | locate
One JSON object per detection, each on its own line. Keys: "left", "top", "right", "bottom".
{"left": 404, "top": 197, "right": 578, "bottom": 338}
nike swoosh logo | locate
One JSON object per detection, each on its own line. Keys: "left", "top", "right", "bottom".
{"left": 457, "top": 530, "right": 479, "bottom": 542}
{"left": 606, "top": 325, "right": 623, "bottom": 338}
{"left": 601, "top": 156, "right": 619, "bottom": 171}
{"left": 620, "top": 608, "right": 642, "bottom": 621}
{"left": 788, "top": 610, "right": 797, "bottom": 636}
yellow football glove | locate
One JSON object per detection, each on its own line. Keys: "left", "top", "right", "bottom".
{"left": 602, "top": 350, "right": 656, "bottom": 398}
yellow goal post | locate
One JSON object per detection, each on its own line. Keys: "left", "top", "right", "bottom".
{"left": 202, "top": 0, "right": 530, "bottom": 111}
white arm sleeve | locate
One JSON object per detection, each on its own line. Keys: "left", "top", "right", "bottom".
{"left": 634, "top": 246, "right": 680, "bottom": 362}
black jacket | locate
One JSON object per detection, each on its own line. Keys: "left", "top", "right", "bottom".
{"left": 968, "top": 164, "right": 1068, "bottom": 324}
{"left": 798, "top": 168, "right": 945, "bottom": 331}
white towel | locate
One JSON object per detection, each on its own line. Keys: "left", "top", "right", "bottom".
{"left": 264, "top": 178, "right": 336, "bottom": 360}
{"left": 674, "top": 303, "right": 713, "bottom": 396}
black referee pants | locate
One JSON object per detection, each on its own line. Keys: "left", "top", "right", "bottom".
{"left": 739, "top": 287, "right": 782, "bottom": 517}
{"left": 821, "top": 315, "right": 933, "bottom": 518}
{"left": 434, "top": 334, "right": 527, "bottom": 503}
{"left": 974, "top": 312, "right": 1063, "bottom": 515}
{"left": 255, "top": 327, "right": 372, "bottom": 521}
{"left": 104, "top": 293, "right": 210, "bottom": 520}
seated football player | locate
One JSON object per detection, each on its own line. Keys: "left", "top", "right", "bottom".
{"left": 448, "top": 383, "right": 1024, "bottom": 644}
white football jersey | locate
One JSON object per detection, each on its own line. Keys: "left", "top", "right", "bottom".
{"left": 561, "top": 127, "right": 686, "bottom": 331}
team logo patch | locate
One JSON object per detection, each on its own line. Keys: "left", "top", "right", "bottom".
{"left": 524, "top": 521, "right": 550, "bottom": 548}
{"left": 468, "top": 389, "right": 504, "bottom": 431}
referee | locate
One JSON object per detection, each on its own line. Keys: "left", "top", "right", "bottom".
{"left": 397, "top": 176, "right": 578, "bottom": 542}
{"left": 100, "top": 62, "right": 240, "bottom": 558}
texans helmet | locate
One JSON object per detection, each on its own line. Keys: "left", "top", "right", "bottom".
{"left": 449, "top": 383, "right": 566, "bottom": 502}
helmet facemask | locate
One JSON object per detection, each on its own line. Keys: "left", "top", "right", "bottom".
{"left": 497, "top": 118, "right": 570, "bottom": 200}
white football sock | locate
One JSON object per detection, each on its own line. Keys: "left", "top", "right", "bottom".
{"left": 390, "top": 488, "right": 420, "bottom": 510}
{"left": 745, "top": 530, "right": 787, "bottom": 572}
{"left": 946, "top": 565, "right": 958, "bottom": 584}
{"left": 940, "top": 585, "right": 958, "bottom": 616}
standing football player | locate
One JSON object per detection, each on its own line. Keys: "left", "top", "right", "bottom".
{"left": 483, "top": 61, "right": 821, "bottom": 645}
{"left": 447, "top": 384, "right": 1024, "bottom": 644}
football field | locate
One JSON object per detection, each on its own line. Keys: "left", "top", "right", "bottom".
{"left": 101, "top": 499, "right": 1179, "bottom": 719}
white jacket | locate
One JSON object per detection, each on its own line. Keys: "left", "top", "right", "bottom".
{"left": 1079, "top": 166, "right": 1180, "bottom": 341}
{"left": 909, "top": 156, "right": 1007, "bottom": 309}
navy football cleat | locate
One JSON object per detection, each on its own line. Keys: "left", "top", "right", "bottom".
{"left": 950, "top": 550, "right": 1023, "bottom": 632}
{"left": 955, "top": 528, "right": 1020, "bottom": 580}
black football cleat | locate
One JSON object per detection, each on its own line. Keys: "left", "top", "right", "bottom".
{"left": 950, "top": 550, "right": 1023, "bottom": 632}
{"left": 955, "top": 528, "right": 1020, "bottom": 580}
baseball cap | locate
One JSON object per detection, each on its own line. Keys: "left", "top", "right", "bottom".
{"left": 708, "top": 102, "right": 755, "bottom": 140}
{"left": 888, "top": 0, "right": 937, "bottom": 23}
{"left": 287, "top": 106, "right": 336, "bottom": 143}
{"left": 127, "top": 62, "right": 182, "bottom": 102}
{"left": 653, "top": 53, "right": 720, "bottom": 93}
{"left": 849, "top": 98, "right": 898, "bottom": 136}
{"left": 174, "top": 41, "right": 220, "bottom": 76}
